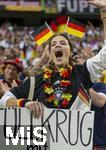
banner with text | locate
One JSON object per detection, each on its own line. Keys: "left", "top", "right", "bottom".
{"left": 56, "top": 0, "right": 99, "bottom": 14}
{"left": 0, "top": 0, "right": 42, "bottom": 11}
{"left": 0, "top": 108, "right": 94, "bottom": 150}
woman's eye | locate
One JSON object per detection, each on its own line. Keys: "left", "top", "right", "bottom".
{"left": 60, "top": 41, "right": 66, "bottom": 45}
{"left": 51, "top": 43, "right": 56, "bottom": 46}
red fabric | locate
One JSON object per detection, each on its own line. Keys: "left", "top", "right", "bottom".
{"left": 3, "top": 58, "right": 23, "bottom": 71}
{"left": 93, "top": 146, "right": 106, "bottom": 150}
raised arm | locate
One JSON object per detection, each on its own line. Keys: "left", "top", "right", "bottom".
{"left": 87, "top": 0, "right": 106, "bottom": 39}
{"left": 86, "top": 0, "right": 106, "bottom": 82}
{"left": 87, "top": 0, "right": 106, "bottom": 8}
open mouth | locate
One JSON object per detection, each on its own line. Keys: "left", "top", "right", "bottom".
{"left": 55, "top": 51, "right": 63, "bottom": 58}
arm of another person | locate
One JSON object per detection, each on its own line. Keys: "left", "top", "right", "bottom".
{"left": 86, "top": 0, "right": 106, "bottom": 82}
{"left": 89, "top": 88, "right": 106, "bottom": 107}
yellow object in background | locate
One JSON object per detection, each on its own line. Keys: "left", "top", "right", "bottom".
{"left": 98, "top": 70, "right": 106, "bottom": 83}
{"left": 102, "top": 70, "right": 106, "bottom": 83}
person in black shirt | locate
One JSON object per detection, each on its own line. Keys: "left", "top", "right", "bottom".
{"left": 1, "top": 0, "right": 106, "bottom": 118}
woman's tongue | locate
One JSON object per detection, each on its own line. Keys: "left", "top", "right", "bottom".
{"left": 55, "top": 51, "right": 63, "bottom": 58}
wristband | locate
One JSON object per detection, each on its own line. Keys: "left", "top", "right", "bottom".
{"left": 17, "top": 99, "right": 30, "bottom": 107}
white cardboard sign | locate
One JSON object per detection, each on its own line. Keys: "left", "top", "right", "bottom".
{"left": 0, "top": 108, "right": 94, "bottom": 150}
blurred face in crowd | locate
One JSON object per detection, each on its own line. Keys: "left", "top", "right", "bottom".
{"left": 4, "top": 48, "right": 16, "bottom": 59}
{"left": 36, "top": 45, "right": 44, "bottom": 57}
{"left": 0, "top": 46, "right": 5, "bottom": 56}
{"left": 4, "top": 64, "right": 18, "bottom": 82}
{"left": 49, "top": 35, "right": 71, "bottom": 66}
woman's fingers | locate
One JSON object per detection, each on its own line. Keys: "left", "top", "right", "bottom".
{"left": 25, "top": 101, "right": 44, "bottom": 118}
{"left": 34, "top": 102, "right": 44, "bottom": 118}
{"left": 33, "top": 102, "right": 39, "bottom": 118}
{"left": 87, "top": 0, "right": 106, "bottom": 8}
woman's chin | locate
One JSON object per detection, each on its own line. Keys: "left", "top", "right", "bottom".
{"left": 54, "top": 61, "right": 68, "bottom": 66}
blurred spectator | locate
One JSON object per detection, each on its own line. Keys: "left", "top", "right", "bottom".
{"left": 0, "top": 46, "right": 5, "bottom": 65}
{"left": 32, "top": 45, "right": 44, "bottom": 66}
{"left": 29, "top": 44, "right": 50, "bottom": 76}
{"left": 0, "top": 58, "right": 23, "bottom": 97}
{"left": 4, "top": 48, "right": 17, "bottom": 59}
{"left": 89, "top": 71, "right": 106, "bottom": 149}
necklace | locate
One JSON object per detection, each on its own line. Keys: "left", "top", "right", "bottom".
{"left": 43, "top": 65, "right": 73, "bottom": 108}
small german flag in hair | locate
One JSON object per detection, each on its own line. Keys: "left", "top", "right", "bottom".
{"left": 65, "top": 17, "right": 85, "bottom": 38}
{"left": 30, "top": 23, "right": 54, "bottom": 45}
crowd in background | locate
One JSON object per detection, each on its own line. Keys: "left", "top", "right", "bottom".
{"left": 0, "top": 21, "right": 104, "bottom": 80}
{"left": 0, "top": 20, "right": 106, "bottom": 149}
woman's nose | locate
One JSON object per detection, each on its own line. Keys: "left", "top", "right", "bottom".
{"left": 55, "top": 43, "right": 61, "bottom": 48}
{"left": 8, "top": 69, "right": 13, "bottom": 73}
